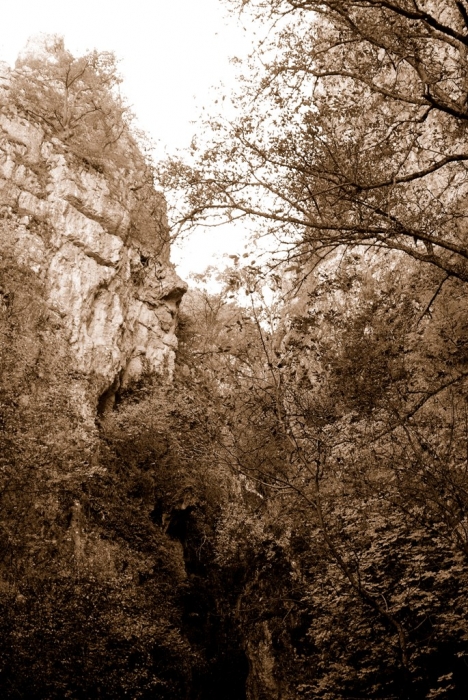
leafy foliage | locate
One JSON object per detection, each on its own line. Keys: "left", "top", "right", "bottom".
{"left": 174, "top": 250, "right": 468, "bottom": 699}
{"left": 160, "top": 0, "right": 468, "bottom": 281}
{"left": 158, "top": 6, "right": 468, "bottom": 686}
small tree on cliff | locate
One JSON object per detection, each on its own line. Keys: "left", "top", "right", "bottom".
{"left": 10, "top": 35, "right": 131, "bottom": 165}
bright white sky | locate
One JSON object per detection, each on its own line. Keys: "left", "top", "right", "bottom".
{"left": 0, "top": 0, "right": 256, "bottom": 281}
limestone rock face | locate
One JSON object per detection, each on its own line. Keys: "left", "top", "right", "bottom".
{"left": 0, "top": 63, "right": 186, "bottom": 401}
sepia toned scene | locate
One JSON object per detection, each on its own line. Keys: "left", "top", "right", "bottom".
{"left": 1, "top": 1, "right": 468, "bottom": 698}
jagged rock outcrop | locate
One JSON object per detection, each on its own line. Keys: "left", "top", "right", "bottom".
{"left": 0, "top": 61, "right": 186, "bottom": 408}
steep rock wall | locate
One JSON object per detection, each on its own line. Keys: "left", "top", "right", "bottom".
{"left": 0, "top": 62, "right": 186, "bottom": 407}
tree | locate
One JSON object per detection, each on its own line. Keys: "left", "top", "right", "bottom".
{"left": 204, "top": 251, "right": 468, "bottom": 699}
{"left": 160, "top": 0, "right": 468, "bottom": 282}
{"left": 10, "top": 35, "right": 132, "bottom": 168}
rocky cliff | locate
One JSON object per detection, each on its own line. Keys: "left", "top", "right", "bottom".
{"left": 0, "top": 44, "right": 259, "bottom": 700}
{"left": 0, "top": 60, "right": 186, "bottom": 413}
{"left": 0, "top": 47, "right": 198, "bottom": 700}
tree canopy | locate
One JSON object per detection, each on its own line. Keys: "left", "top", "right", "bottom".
{"left": 160, "top": 0, "right": 468, "bottom": 281}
